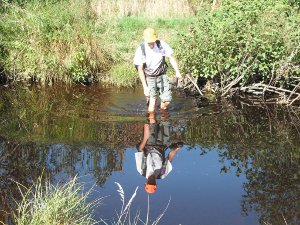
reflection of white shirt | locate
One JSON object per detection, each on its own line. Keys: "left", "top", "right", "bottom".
{"left": 135, "top": 152, "right": 172, "bottom": 179}
{"left": 133, "top": 40, "right": 173, "bottom": 72}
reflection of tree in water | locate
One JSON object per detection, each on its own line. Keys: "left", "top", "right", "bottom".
{"left": 1, "top": 84, "right": 300, "bottom": 224}
{"left": 42, "top": 144, "right": 124, "bottom": 186}
{"left": 0, "top": 139, "right": 126, "bottom": 223}
{"left": 241, "top": 148, "right": 300, "bottom": 225}
{"left": 185, "top": 101, "right": 300, "bottom": 224}
{"left": 0, "top": 138, "right": 41, "bottom": 223}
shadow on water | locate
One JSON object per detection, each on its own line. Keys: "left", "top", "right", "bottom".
{"left": 0, "top": 84, "right": 299, "bottom": 224}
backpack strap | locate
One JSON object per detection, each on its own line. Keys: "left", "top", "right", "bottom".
{"left": 155, "top": 40, "right": 163, "bottom": 50}
{"left": 140, "top": 42, "right": 146, "bottom": 57}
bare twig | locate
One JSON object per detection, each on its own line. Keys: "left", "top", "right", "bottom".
{"left": 185, "top": 73, "right": 203, "bottom": 96}
{"left": 221, "top": 75, "right": 244, "bottom": 96}
{"left": 287, "top": 81, "right": 300, "bottom": 103}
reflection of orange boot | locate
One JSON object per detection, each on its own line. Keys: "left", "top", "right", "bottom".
{"left": 148, "top": 111, "right": 156, "bottom": 124}
{"left": 160, "top": 108, "right": 169, "bottom": 120}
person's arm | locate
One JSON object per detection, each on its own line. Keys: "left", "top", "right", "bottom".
{"left": 167, "top": 146, "right": 181, "bottom": 162}
{"left": 167, "top": 142, "right": 183, "bottom": 162}
{"left": 160, "top": 40, "right": 182, "bottom": 80}
{"left": 169, "top": 55, "right": 182, "bottom": 79}
{"left": 138, "top": 65, "right": 149, "bottom": 97}
{"left": 169, "top": 55, "right": 184, "bottom": 88}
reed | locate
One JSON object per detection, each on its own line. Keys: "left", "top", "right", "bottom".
{"left": 101, "top": 182, "right": 170, "bottom": 225}
{"left": 12, "top": 176, "right": 101, "bottom": 225}
{"left": 91, "top": 0, "right": 193, "bottom": 18}
{"left": 10, "top": 179, "right": 169, "bottom": 225}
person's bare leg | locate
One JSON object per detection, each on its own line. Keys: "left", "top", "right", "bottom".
{"left": 148, "top": 97, "right": 156, "bottom": 123}
{"left": 160, "top": 101, "right": 170, "bottom": 120}
{"left": 148, "top": 97, "right": 157, "bottom": 112}
{"left": 160, "top": 101, "right": 170, "bottom": 110}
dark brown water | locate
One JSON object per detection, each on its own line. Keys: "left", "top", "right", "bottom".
{"left": 0, "top": 84, "right": 299, "bottom": 225}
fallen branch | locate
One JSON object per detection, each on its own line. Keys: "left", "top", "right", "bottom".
{"left": 241, "top": 83, "right": 300, "bottom": 105}
{"left": 287, "top": 81, "right": 300, "bottom": 103}
{"left": 185, "top": 73, "right": 203, "bottom": 96}
{"left": 221, "top": 75, "right": 244, "bottom": 97}
{"left": 253, "top": 83, "right": 300, "bottom": 95}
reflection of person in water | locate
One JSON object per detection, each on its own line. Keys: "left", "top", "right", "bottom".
{"left": 135, "top": 118, "right": 183, "bottom": 194}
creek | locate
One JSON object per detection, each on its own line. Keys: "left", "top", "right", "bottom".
{"left": 0, "top": 84, "right": 299, "bottom": 225}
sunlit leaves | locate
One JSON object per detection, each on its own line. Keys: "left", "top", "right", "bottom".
{"left": 177, "top": 0, "right": 300, "bottom": 89}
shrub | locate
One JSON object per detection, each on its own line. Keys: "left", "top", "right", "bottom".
{"left": 177, "top": 0, "right": 300, "bottom": 90}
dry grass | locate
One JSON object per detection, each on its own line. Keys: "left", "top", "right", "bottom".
{"left": 91, "top": 0, "right": 193, "bottom": 18}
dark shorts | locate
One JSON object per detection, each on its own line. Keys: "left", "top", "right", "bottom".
{"left": 146, "top": 74, "right": 172, "bottom": 102}
{"left": 148, "top": 120, "right": 171, "bottom": 146}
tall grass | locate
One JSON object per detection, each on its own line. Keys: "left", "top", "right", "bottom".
{"left": 12, "top": 176, "right": 101, "bottom": 225}
{"left": 1, "top": 0, "right": 113, "bottom": 84}
{"left": 10, "top": 179, "right": 169, "bottom": 225}
{"left": 91, "top": 0, "right": 193, "bottom": 18}
{"left": 101, "top": 182, "right": 170, "bottom": 225}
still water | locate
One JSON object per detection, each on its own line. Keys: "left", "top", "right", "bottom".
{"left": 0, "top": 84, "right": 299, "bottom": 225}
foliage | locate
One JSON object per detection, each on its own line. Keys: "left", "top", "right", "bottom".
{"left": 177, "top": 0, "right": 300, "bottom": 90}
{"left": 107, "top": 63, "right": 138, "bottom": 87}
{"left": 0, "top": 0, "right": 113, "bottom": 84}
{"left": 12, "top": 176, "right": 101, "bottom": 225}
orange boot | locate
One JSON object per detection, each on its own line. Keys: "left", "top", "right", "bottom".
{"left": 148, "top": 111, "right": 156, "bottom": 123}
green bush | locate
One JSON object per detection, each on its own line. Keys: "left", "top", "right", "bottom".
{"left": 177, "top": 0, "right": 300, "bottom": 89}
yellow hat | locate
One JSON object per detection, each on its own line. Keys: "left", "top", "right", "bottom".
{"left": 143, "top": 28, "right": 158, "bottom": 43}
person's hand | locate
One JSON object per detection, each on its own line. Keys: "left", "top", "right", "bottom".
{"left": 144, "top": 86, "right": 150, "bottom": 96}
{"left": 176, "top": 141, "right": 184, "bottom": 147}
{"left": 177, "top": 77, "right": 184, "bottom": 89}
{"left": 175, "top": 71, "right": 182, "bottom": 79}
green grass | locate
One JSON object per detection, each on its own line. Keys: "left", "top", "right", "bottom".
{"left": 12, "top": 176, "right": 101, "bottom": 225}
{"left": 0, "top": 0, "right": 196, "bottom": 86}
{"left": 9, "top": 178, "right": 169, "bottom": 225}
{"left": 105, "top": 16, "right": 196, "bottom": 86}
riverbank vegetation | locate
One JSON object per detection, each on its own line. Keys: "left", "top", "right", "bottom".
{"left": 12, "top": 176, "right": 100, "bottom": 225}
{"left": 9, "top": 176, "right": 168, "bottom": 225}
{"left": 0, "top": 0, "right": 195, "bottom": 86}
{"left": 178, "top": 0, "right": 300, "bottom": 104}
{"left": 0, "top": 0, "right": 299, "bottom": 102}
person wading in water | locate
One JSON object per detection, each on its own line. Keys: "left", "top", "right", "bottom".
{"left": 134, "top": 28, "right": 183, "bottom": 122}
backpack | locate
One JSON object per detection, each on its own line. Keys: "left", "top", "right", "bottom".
{"left": 134, "top": 40, "right": 166, "bottom": 71}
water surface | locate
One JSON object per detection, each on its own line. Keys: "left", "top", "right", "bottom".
{"left": 0, "top": 84, "right": 299, "bottom": 225}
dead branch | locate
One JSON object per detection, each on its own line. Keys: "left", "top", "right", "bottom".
{"left": 185, "top": 73, "right": 203, "bottom": 96}
{"left": 221, "top": 75, "right": 244, "bottom": 96}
